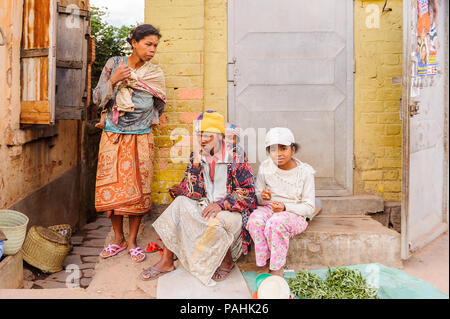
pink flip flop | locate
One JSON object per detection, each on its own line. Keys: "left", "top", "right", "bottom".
{"left": 100, "top": 243, "right": 128, "bottom": 259}
{"left": 129, "top": 247, "right": 146, "bottom": 263}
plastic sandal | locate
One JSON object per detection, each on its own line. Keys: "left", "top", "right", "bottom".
{"left": 129, "top": 247, "right": 146, "bottom": 263}
{"left": 100, "top": 243, "right": 128, "bottom": 259}
{"left": 212, "top": 264, "right": 235, "bottom": 282}
{"left": 145, "top": 242, "right": 163, "bottom": 253}
{"left": 140, "top": 266, "right": 174, "bottom": 281}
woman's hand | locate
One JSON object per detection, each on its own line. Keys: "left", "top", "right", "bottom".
{"left": 168, "top": 184, "right": 183, "bottom": 199}
{"left": 271, "top": 201, "right": 285, "bottom": 213}
{"left": 261, "top": 189, "right": 271, "bottom": 201}
{"left": 202, "top": 203, "right": 222, "bottom": 220}
{"left": 110, "top": 58, "right": 131, "bottom": 87}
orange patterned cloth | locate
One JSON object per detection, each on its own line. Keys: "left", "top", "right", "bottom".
{"left": 95, "top": 131, "right": 154, "bottom": 216}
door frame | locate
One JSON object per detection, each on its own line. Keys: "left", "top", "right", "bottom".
{"left": 226, "top": 0, "right": 355, "bottom": 196}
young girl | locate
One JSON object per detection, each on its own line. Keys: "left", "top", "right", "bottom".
{"left": 247, "top": 127, "right": 316, "bottom": 276}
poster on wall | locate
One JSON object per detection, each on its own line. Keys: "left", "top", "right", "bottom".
{"left": 416, "top": 0, "right": 439, "bottom": 76}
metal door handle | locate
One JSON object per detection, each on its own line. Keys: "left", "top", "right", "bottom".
{"left": 409, "top": 100, "right": 420, "bottom": 117}
{"left": 0, "top": 27, "right": 5, "bottom": 46}
{"left": 227, "top": 57, "right": 237, "bottom": 86}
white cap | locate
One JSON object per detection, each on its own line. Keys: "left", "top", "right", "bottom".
{"left": 264, "top": 127, "right": 295, "bottom": 148}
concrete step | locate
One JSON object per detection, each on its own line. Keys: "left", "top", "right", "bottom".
{"left": 317, "top": 195, "right": 384, "bottom": 215}
{"left": 239, "top": 216, "right": 402, "bottom": 268}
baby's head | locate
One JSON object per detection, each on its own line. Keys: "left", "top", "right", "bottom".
{"left": 265, "top": 127, "right": 299, "bottom": 167}
{"left": 225, "top": 122, "right": 241, "bottom": 148}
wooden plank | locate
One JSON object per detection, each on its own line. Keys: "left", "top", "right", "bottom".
{"left": 21, "top": 100, "right": 51, "bottom": 113}
{"left": 59, "top": 0, "right": 89, "bottom": 11}
{"left": 20, "top": 101, "right": 51, "bottom": 124}
{"left": 21, "top": 48, "right": 49, "bottom": 58}
{"left": 57, "top": 3, "right": 89, "bottom": 18}
{"left": 54, "top": 7, "right": 88, "bottom": 120}
{"left": 56, "top": 59, "right": 83, "bottom": 69}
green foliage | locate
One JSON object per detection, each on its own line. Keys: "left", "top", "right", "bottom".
{"left": 288, "top": 267, "right": 379, "bottom": 299}
{"left": 90, "top": 6, "right": 138, "bottom": 90}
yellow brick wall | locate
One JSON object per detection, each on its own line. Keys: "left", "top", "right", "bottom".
{"left": 145, "top": 0, "right": 228, "bottom": 205}
{"left": 146, "top": 0, "right": 403, "bottom": 204}
{"left": 354, "top": 0, "right": 403, "bottom": 201}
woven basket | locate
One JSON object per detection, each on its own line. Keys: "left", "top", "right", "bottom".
{"left": 48, "top": 224, "right": 72, "bottom": 242}
{"left": 0, "top": 210, "right": 29, "bottom": 255}
{"left": 22, "top": 226, "right": 70, "bottom": 273}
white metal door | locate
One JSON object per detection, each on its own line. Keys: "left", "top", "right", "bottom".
{"left": 228, "top": 0, "right": 354, "bottom": 196}
{"left": 401, "top": 0, "right": 449, "bottom": 259}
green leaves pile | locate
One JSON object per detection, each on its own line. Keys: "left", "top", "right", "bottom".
{"left": 288, "top": 267, "right": 379, "bottom": 299}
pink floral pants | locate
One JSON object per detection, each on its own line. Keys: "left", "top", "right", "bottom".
{"left": 247, "top": 206, "right": 308, "bottom": 271}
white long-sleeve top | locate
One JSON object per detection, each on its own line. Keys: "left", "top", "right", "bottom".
{"left": 255, "top": 157, "right": 316, "bottom": 219}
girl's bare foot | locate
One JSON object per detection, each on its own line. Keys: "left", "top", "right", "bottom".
{"left": 269, "top": 268, "right": 284, "bottom": 277}
{"left": 113, "top": 236, "right": 127, "bottom": 248}
{"left": 256, "top": 264, "right": 270, "bottom": 275}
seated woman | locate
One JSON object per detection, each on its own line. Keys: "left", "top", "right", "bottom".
{"left": 140, "top": 111, "right": 256, "bottom": 286}
{"left": 247, "top": 127, "right": 316, "bottom": 277}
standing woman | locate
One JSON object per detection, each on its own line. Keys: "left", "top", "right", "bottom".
{"left": 93, "top": 24, "right": 166, "bottom": 263}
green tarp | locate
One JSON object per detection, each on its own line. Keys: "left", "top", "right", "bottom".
{"left": 243, "top": 263, "right": 448, "bottom": 299}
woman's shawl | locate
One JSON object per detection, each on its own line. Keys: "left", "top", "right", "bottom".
{"left": 93, "top": 56, "right": 167, "bottom": 131}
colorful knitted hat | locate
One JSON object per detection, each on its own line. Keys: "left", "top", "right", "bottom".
{"left": 194, "top": 110, "right": 225, "bottom": 134}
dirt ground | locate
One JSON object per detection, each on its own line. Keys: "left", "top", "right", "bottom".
{"left": 1, "top": 219, "right": 447, "bottom": 299}
{"left": 402, "top": 231, "right": 449, "bottom": 295}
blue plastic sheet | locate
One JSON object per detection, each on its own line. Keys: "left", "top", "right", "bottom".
{"left": 243, "top": 263, "right": 449, "bottom": 299}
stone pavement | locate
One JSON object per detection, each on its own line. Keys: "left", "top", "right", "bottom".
{"left": 85, "top": 213, "right": 159, "bottom": 298}
{"left": 85, "top": 212, "right": 251, "bottom": 299}
{"left": 23, "top": 212, "right": 110, "bottom": 289}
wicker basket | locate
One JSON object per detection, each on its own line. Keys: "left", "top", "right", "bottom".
{"left": 22, "top": 226, "right": 71, "bottom": 273}
{"left": 0, "top": 210, "right": 29, "bottom": 255}
{"left": 48, "top": 224, "right": 72, "bottom": 242}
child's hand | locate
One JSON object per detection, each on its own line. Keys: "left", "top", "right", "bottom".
{"left": 261, "top": 189, "right": 271, "bottom": 201}
{"left": 271, "top": 201, "right": 285, "bottom": 213}
{"left": 111, "top": 58, "right": 131, "bottom": 86}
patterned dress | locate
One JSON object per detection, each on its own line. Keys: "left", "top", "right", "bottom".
{"left": 93, "top": 56, "right": 166, "bottom": 216}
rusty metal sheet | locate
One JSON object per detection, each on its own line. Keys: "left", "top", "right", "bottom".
{"left": 22, "top": 0, "right": 51, "bottom": 50}
{"left": 20, "top": 0, "right": 57, "bottom": 125}
{"left": 21, "top": 56, "right": 49, "bottom": 102}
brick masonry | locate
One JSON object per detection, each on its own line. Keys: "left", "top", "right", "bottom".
{"left": 354, "top": 0, "right": 403, "bottom": 202}
{"left": 145, "top": 0, "right": 228, "bottom": 205}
